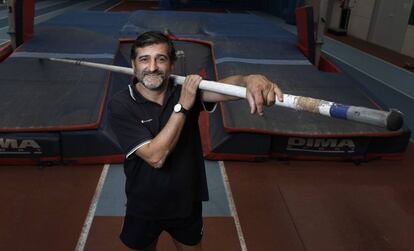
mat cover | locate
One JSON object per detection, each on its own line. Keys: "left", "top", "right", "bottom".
{"left": 0, "top": 10, "right": 410, "bottom": 164}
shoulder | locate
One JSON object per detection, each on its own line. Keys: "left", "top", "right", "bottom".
{"left": 108, "top": 89, "right": 131, "bottom": 115}
{"left": 110, "top": 89, "right": 130, "bottom": 103}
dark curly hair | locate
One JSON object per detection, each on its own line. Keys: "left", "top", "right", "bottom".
{"left": 130, "top": 31, "right": 177, "bottom": 63}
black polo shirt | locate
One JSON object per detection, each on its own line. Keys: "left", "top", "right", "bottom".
{"left": 108, "top": 80, "right": 213, "bottom": 220}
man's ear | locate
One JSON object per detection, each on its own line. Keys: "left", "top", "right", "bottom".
{"left": 131, "top": 60, "right": 135, "bottom": 70}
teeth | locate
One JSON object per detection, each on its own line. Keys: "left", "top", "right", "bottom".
{"left": 143, "top": 74, "right": 163, "bottom": 86}
{"left": 145, "top": 75, "right": 161, "bottom": 79}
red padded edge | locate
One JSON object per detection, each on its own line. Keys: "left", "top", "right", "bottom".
{"left": 23, "top": 0, "right": 35, "bottom": 42}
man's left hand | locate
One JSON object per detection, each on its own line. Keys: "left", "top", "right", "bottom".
{"left": 244, "top": 74, "right": 283, "bottom": 115}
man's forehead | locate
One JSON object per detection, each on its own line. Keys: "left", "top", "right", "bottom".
{"left": 136, "top": 43, "right": 169, "bottom": 57}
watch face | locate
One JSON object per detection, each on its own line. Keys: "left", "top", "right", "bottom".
{"left": 174, "top": 104, "right": 182, "bottom": 112}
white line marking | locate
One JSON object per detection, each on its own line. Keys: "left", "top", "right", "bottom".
{"left": 219, "top": 161, "right": 247, "bottom": 251}
{"left": 75, "top": 163, "right": 109, "bottom": 251}
{"left": 104, "top": 1, "right": 123, "bottom": 12}
{"left": 0, "top": 39, "right": 9, "bottom": 47}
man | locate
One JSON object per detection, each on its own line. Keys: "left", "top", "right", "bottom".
{"left": 108, "top": 31, "right": 283, "bottom": 251}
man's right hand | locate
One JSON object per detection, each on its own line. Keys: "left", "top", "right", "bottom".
{"left": 178, "top": 75, "right": 202, "bottom": 110}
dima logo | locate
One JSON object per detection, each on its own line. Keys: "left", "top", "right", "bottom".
{"left": 287, "top": 137, "right": 355, "bottom": 153}
{"left": 0, "top": 138, "right": 42, "bottom": 154}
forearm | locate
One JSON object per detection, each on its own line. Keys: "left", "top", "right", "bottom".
{"left": 203, "top": 74, "right": 283, "bottom": 114}
{"left": 202, "top": 75, "right": 248, "bottom": 102}
{"left": 219, "top": 75, "right": 247, "bottom": 87}
{"left": 137, "top": 112, "right": 186, "bottom": 168}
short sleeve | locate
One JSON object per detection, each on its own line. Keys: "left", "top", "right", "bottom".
{"left": 198, "top": 90, "right": 217, "bottom": 113}
{"left": 201, "top": 100, "right": 217, "bottom": 113}
{"left": 108, "top": 99, "right": 153, "bottom": 159}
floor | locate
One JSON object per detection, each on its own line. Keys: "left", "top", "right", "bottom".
{"left": 326, "top": 32, "right": 414, "bottom": 74}
{"left": 2, "top": 146, "right": 414, "bottom": 250}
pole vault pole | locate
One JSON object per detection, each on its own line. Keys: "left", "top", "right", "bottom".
{"left": 47, "top": 58, "right": 404, "bottom": 131}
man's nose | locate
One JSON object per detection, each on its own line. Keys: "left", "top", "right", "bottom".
{"left": 148, "top": 59, "right": 158, "bottom": 72}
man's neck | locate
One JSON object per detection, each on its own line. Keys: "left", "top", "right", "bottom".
{"left": 136, "top": 81, "right": 168, "bottom": 106}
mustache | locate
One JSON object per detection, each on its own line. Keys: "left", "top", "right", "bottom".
{"left": 143, "top": 70, "right": 164, "bottom": 76}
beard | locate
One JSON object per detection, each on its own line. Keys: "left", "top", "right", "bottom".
{"left": 138, "top": 70, "right": 167, "bottom": 91}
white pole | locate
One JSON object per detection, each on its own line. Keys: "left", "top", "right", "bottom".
{"left": 48, "top": 58, "right": 404, "bottom": 131}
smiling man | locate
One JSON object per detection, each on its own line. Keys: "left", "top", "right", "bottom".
{"left": 108, "top": 31, "right": 283, "bottom": 251}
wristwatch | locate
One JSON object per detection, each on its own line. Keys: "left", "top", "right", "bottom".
{"left": 174, "top": 103, "right": 188, "bottom": 115}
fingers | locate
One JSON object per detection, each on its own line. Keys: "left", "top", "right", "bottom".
{"left": 245, "top": 75, "right": 283, "bottom": 115}
{"left": 179, "top": 75, "right": 202, "bottom": 110}
{"left": 252, "top": 87, "right": 265, "bottom": 115}
{"left": 246, "top": 91, "right": 256, "bottom": 114}
{"left": 266, "top": 86, "right": 276, "bottom": 106}
{"left": 184, "top": 75, "right": 201, "bottom": 93}
{"left": 245, "top": 75, "right": 270, "bottom": 115}
{"left": 273, "top": 84, "right": 284, "bottom": 102}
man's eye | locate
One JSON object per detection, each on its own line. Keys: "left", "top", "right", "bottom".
{"left": 139, "top": 58, "right": 148, "bottom": 63}
{"left": 158, "top": 57, "right": 167, "bottom": 63}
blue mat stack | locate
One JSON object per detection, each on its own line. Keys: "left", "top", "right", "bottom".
{"left": 0, "top": 10, "right": 410, "bottom": 164}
